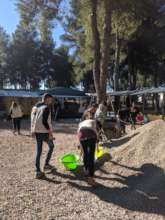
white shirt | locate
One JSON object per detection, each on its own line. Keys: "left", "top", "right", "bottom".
{"left": 78, "top": 119, "right": 97, "bottom": 132}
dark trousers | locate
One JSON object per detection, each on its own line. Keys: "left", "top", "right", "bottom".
{"left": 35, "top": 133, "right": 54, "bottom": 173}
{"left": 13, "top": 118, "right": 21, "bottom": 132}
{"left": 80, "top": 138, "right": 96, "bottom": 177}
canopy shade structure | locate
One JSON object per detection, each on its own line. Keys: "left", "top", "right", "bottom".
{"left": 1, "top": 87, "right": 165, "bottom": 99}
{"left": 107, "top": 90, "right": 137, "bottom": 96}
{"left": 131, "top": 87, "right": 165, "bottom": 96}
{"left": 0, "top": 90, "right": 40, "bottom": 98}
{"left": 107, "top": 88, "right": 165, "bottom": 96}
{"left": 89, "top": 87, "right": 165, "bottom": 97}
{"left": 87, "top": 90, "right": 137, "bottom": 97}
{"left": 40, "top": 87, "right": 87, "bottom": 98}
{"left": 0, "top": 87, "right": 88, "bottom": 99}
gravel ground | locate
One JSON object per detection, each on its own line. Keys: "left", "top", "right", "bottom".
{"left": 0, "top": 119, "right": 165, "bottom": 220}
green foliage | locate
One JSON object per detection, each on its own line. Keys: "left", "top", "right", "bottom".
{"left": 1, "top": 0, "right": 165, "bottom": 91}
{"left": 16, "top": 0, "right": 61, "bottom": 46}
{"left": 0, "top": 26, "right": 10, "bottom": 88}
{"left": 46, "top": 46, "right": 75, "bottom": 88}
{"left": 6, "top": 25, "right": 41, "bottom": 89}
{"left": 5, "top": 25, "right": 75, "bottom": 89}
{"left": 0, "top": 0, "right": 75, "bottom": 89}
{"left": 62, "top": 0, "right": 165, "bottom": 90}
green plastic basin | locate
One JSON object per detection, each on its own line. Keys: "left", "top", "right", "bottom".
{"left": 61, "top": 154, "right": 80, "bottom": 170}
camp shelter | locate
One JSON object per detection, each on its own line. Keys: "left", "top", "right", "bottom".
{"left": 0, "top": 87, "right": 89, "bottom": 119}
{"left": 87, "top": 87, "right": 165, "bottom": 114}
{"left": 0, "top": 90, "right": 40, "bottom": 118}
{"left": 106, "top": 87, "right": 165, "bottom": 113}
{"left": 43, "top": 87, "right": 87, "bottom": 98}
{"left": 131, "top": 87, "right": 165, "bottom": 113}
{"left": 40, "top": 87, "right": 89, "bottom": 118}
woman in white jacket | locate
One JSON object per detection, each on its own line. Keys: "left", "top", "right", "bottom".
{"left": 9, "top": 101, "right": 23, "bottom": 135}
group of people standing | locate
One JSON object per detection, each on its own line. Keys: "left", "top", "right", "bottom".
{"left": 8, "top": 95, "right": 55, "bottom": 180}
{"left": 8, "top": 95, "right": 146, "bottom": 186}
{"left": 34, "top": 97, "right": 149, "bottom": 187}
{"left": 77, "top": 101, "right": 149, "bottom": 186}
{"left": 30, "top": 94, "right": 104, "bottom": 185}
{"left": 30, "top": 95, "right": 106, "bottom": 185}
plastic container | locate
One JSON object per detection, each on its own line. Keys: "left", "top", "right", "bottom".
{"left": 95, "top": 145, "right": 104, "bottom": 159}
{"left": 61, "top": 154, "right": 80, "bottom": 170}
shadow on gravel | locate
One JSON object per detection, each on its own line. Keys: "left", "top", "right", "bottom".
{"left": 110, "top": 132, "right": 140, "bottom": 148}
{"left": 54, "top": 127, "right": 77, "bottom": 135}
{"left": 0, "top": 120, "right": 30, "bottom": 131}
{"left": 46, "top": 167, "right": 86, "bottom": 182}
{"left": 39, "top": 175, "right": 61, "bottom": 184}
{"left": 68, "top": 163, "right": 165, "bottom": 216}
{"left": 0, "top": 119, "right": 78, "bottom": 134}
{"left": 95, "top": 153, "right": 112, "bottom": 170}
{"left": 44, "top": 153, "right": 111, "bottom": 183}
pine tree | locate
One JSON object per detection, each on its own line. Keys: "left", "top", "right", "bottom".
{"left": 0, "top": 26, "right": 10, "bottom": 88}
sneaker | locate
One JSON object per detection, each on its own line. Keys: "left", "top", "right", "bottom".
{"left": 44, "top": 164, "right": 54, "bottom": 171}
{"left": 35, "top": 171, "right": 45, "bottom": 179}
{"left": 87, "top": 177, "right": 98, "bottom": 187}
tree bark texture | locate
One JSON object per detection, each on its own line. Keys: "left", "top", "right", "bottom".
{"left": 100, "top": 0, "right": 111, "bottom": 102}
{"left": 90, "top": 0, "right": 101, "bottom": 103}
{"left": 114, "top": 29, "right": 121, "bottom": 91}
{"left": 90, "top": 0, "right": 111, "bottom": 103}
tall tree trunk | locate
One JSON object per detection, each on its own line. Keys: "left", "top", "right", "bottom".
{"left": 128, "top": 62, "right": 136, "bottom": 90}
{"left": 128, "top": 43, "right": 136, "bottom": 90}
{"left": 143, "top": 75, "right": 147, "bottom": 87}
{"left": 132, "top": 70, "right": 137, "bottom": 90}
{"left": 114, "top": 30, "right": 121, "bottom": 112}
{"left": 154, "top": 73, "right": 159, "bottom": 113}
{"left": 0, "top": 80, "right": 3, "bottom": 89}
{"left": 100, "top": 0, "right": 111, "bottom": 102}
{"left": 90, "top": 0, "right": 101, "bottom": 103}
{"left": 114, "top": 29, "right": 121, "bottom": 91}
{"left": 0, "top": 71, "right": 4, "bottom": 89}
{"left": 90, "top": 0, "right": 111, "bottom": 103}
{"left": 128, "top": 49, "right": 132, "bottom": 90}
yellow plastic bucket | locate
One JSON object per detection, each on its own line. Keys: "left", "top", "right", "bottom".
{"left": 95, "top": 145, "right": 104, "bottom": 159}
